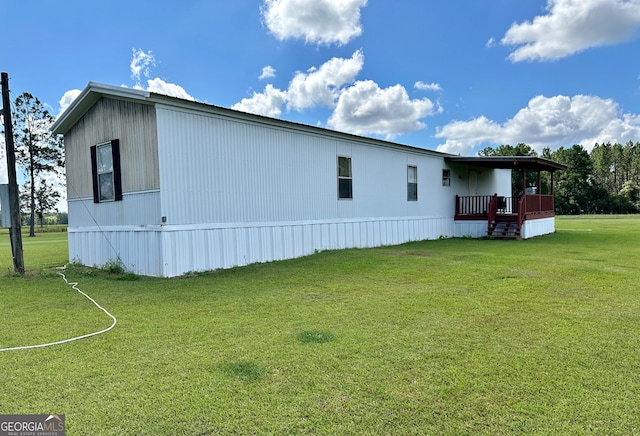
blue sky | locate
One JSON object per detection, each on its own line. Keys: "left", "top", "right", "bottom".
{"left": 2, "top": 0, "right": 640, "bottom": 183}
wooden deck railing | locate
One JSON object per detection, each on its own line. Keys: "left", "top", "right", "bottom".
{"left": 454, "top": 195, "right": 493, "bottom": 219}
{"left": 456, "top": 194, "right": 555, "bottom": 221}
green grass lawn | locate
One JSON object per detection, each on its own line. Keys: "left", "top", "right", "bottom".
{"left": 1, "top": 217, "right": 640, "bottom": 434}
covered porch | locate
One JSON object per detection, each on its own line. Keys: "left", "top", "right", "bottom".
{"left": 446, "top": 156, "right": 567, "bottom": 239}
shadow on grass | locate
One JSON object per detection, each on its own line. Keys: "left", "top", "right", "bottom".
{"left": 220, "top": 360, "right": 266, "bottom": 382}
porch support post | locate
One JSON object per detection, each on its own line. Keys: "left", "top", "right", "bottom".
{"left": 521, "top": 168, "right": 526, "bottom": 197}
{"left": 537, "top": 171, "right": 541, "bottom": 193}
{"left": 550, "top": 171, "right": 555, "bottom": 195}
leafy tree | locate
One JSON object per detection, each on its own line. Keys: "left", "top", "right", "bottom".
{"left": 550, "top": 145, "right": 593, "bottom": 215}
{"left": 55, "top": 212, "right": 68, "bottom": 225}
{"left": 20, "top": 178, "right": 61, "bottom": 227}
{"left": 590, "top": 143, "right": 614, "bottom": 192}
{"left": 611, "top": 142, "right": 625, "bottom": 193}
{"left": 13, "top": 93, "right": 64, "bottom": 236}
{"left": 626, "top": 141, "right": 640, "bottom": 185}
{"left": 619, "top": 180, "right": 640, "bottom": 210}
{"left": 478, "top": 143, "right": 537, "bottom": 157}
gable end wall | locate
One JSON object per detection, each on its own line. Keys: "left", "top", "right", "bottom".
{"left": 64, "top": 97, "right": 160, "bottom": 199}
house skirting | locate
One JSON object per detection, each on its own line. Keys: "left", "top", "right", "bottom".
{"left": 454, "top": 217, "right": 557, "bottom": 240}
{"left": 68, "top": 216, "right": 455, "bottom": 277}
{"left": 453, "top": 220, "right": 487, "bottom": 238}
{"left": 521, "top": 217, "right": 555, "bottom": 239}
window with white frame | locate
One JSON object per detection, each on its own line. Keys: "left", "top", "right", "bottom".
{"left": 407, "top": 165, "right": 417, "bottom": 201}
{"left": 337, "top": 156, "right": 352, "bottom": 199}
{"left": 442, "top": 169, "right": 451, "bottom": 187}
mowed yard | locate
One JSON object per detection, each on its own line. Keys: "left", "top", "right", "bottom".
{"left": 1, "top": 216, "right": 639, "bottom": 434}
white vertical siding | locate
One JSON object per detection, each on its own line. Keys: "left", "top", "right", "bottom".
{"left": 67, "top": 191, "right": 163, "bottom": 276}
{"left": 454, "top": 220, "right": 488, "bottom": 238}
{"left": 155, "top": 108, "right": 334, "bottom": 224}
{"left": 158, "top": 216, "right": 453, "bottom": 277}
{"left": 155, "top": 106, "right": 455, "bottom": 226}
{"left": 146, "top": 105, "right": 467, "bottom": 276}
{"left": 68, "top": 227, "right": 162, "bottom": 276}
{"left": 521, "top": 217, "right": 555, "bottom": 239}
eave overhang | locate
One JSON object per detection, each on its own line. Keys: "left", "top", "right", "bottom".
{"left": 51, "top": 83, "right": 151, "bottom": 135}
{"left": 445, "top": 156, "right": 567, "bottom": 172}
{"left": 51, "top": 82, "right": 455, "bottom": 160}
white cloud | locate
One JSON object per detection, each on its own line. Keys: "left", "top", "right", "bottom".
{"left": 261, "top": 0, "right": 368, "bottom": 45}
{"left": 127, "top": 49, "right": 196, "bottom": 100}
{"left": 328, "top": 80, "right": 436, "bottom": 139}
{"left": 502, "top": 0, "right": 640, "bottom": 62}
{"left": 259, "top": 66, "right": 276, "bottom": 80}
{"left": 146, "top": 78, "right": 195, "bottom": 101}
{"left": 414, "top": 81, "right": 442, "bottom": 92}
{"left": 287, "top": 50, "right": 364, "bottom": 110}
{"left": 231, "top": 84, "right": 288, "bottom": 117}
{"left": 435, "top": 94, "right": 640, "bottom": 155}
{"left": 58, "top": 89, "right": 82, "bottom": 117}
{"left": 232, "top": 50, "right": 363, "bottom": 117}
{"left": 232, "top": 51, "right": 438, "bottom": 138}
{"left": 131, "top": 48, "right": 156, "bottom": 86}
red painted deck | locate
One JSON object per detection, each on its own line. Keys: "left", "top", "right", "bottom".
{"left": 455, "top": 194, "right": 555, "bottom": 239}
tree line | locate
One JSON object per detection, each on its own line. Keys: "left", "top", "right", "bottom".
{"left": 480, "top": 142, "right": 640, "bottom": 215}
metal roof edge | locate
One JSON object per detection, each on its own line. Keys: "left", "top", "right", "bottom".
{"left": 145, "top": 91, "right": 453, "bottom": 158}
{"left": 51, "top": 83, "right": 151, "bottom": 135}
{"left": 51, "top": 81, "right": 452, "bottom": 158}
{"left": 445, "top": 156, "right": 567, "bottom": 171}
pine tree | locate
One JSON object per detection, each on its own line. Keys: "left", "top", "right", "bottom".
{"left": 13, "top": 93, "right": 64, "bottom": 236}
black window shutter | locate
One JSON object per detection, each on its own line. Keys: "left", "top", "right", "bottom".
{"left": 112, "top": 139, "right": 123, "bottom": 201}
{"left": 90, "top": 145, "right": 99, "bottom": 203}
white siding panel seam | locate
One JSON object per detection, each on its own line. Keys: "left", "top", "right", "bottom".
{"left": 67, "top": 189, "right": 160, "bottom": 203}
{"left": 68, "top": 225, "right": 162, "bottom": 233}
{"left": 157, "top": 216, "right": 453, "bottom": 232}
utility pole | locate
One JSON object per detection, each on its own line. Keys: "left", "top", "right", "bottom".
{"left": 1, "top": 72, "right": 24, "bottom": 273}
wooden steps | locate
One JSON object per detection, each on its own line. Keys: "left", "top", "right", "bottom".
{"left": 488, "top": 217, "right": 521, "bottom": 239}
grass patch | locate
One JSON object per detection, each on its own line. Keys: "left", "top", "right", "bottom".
{"left": 1, "top": 216, "right": 640, "bottom": 434}
{"left": 297, "top": 330, "right": 336, "bottom": 344}
{"left": 220, "top": 360, "right": 267, "bottom": 382}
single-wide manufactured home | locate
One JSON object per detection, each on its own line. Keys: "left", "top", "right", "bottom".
{"left": 52, "top": 83, "right": 565, "bottom": 277}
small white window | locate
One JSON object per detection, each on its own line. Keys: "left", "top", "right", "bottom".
{"left": 407, "top": 165, "right": 417, "bottom": 201}
{"left": 442, "top": 169, "right": 451, "bottom": 187}
{"left": 338, "top": 156, "right": 352, "bottom": 199}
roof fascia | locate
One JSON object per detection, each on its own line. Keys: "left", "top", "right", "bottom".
{"left": 51, "top": 83, "right": 150, "bottom": 135}
{"left": 148, "top": 92, "right": 452, "bottom": 158}
{"left": 445, "top": 156, "right": 567, "bottom": 171}
{"left": 51, "top": 81, "right": 453, "bottom": 159}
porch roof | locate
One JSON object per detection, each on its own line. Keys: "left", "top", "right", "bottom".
{"left": 445, "top": 156, "right": 567, "bottom": 172}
